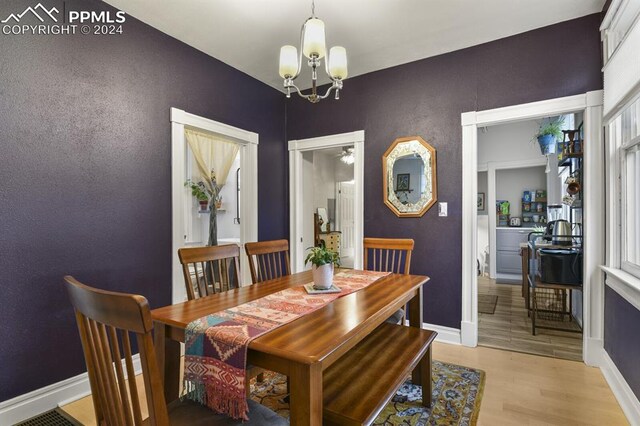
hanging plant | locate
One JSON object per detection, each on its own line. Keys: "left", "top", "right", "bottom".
{"left": 533, "top": 117, "right": 564, "bottom": 155}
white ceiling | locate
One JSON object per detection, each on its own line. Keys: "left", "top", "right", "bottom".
{"left": 104, "top": 0, "right": 605, "bottom": 91}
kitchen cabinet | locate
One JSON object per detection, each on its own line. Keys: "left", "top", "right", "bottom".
{"left": 496, "top": 228, "right": 530, "bottom": 279}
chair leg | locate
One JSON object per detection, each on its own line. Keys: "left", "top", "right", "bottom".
{"left": 531, "top": 288, "right": 537, "bottom": 336}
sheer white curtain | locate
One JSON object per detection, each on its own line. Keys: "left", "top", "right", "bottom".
{"left": 185, "top": 128, "right": 239, "bottom": 192}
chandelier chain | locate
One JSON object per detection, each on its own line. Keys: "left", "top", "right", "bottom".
{"left": 311, "top": 0, "right": 315, "bottom": 17}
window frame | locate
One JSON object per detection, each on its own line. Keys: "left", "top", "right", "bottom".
{"left": 620, "top": 133, "right": 640, "bottom": 278}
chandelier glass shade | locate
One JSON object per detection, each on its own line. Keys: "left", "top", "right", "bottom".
{"left": 278, "top": 1, "right": 347, "bottom": 103}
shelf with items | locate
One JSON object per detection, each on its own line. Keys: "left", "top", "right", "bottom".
{"left": 558, "top": 153, "right": 582, "bottom": 168}
{"left": 521, "top": 190, "right": 547, "bottom": 225}
{"left": 496, "top": 200, "right": 511, "bottom": 227}
{"left": 557, "top": 125, "right": 584, "bottom": 168}
{"left": 557, "top": 126, "right": 584, "bottom": 227}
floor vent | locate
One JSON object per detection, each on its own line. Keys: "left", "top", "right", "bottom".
{"left": 15, "top": 408, "right": 82, "bottom": 426}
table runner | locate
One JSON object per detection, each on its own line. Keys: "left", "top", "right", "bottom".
{"left": 182, "top": 270, "right": 390, "bottom": 420}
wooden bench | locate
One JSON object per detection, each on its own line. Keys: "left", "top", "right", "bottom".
{"left": 322, "top": 323, "right": 437, "bottom": 425}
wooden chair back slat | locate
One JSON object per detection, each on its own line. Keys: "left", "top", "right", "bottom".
{"left": 109, "top": 326, "right": 134, "bottom": 426}
{"left": 65, "top": 276, "right": 170, "bottom": 426}
{"left": 122, "top": 330, "right": 143, "bottom": 425}
{"left": 363, "top": 238, "right": 415, "bottom": 275}
{"left": 178, "top": 245, "right": 242, "bottom": 300}
{"left": 245, "top": 240, "right": 291, "bottom": 284}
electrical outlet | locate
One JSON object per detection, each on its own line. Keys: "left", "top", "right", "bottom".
{"left": 439, "top": 202, "right": 448, "bottom": 217}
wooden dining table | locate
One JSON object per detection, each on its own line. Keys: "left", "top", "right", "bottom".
{"left": 151, "top": 270, "right": 430, "bottom": 426}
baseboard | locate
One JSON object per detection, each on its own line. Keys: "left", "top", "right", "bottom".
{"left": 0, "top": 354, "right": 141, "bottom": 425}
{"left": 460, "top": 321, "right": 477, "bottom": 347}
{"left": 583, "top": 337, "right": 604, "bottom": 367}
{"left": 422, "top": 322, "right": 462, "bottom": 345}
{"left": 600, "top": 349, "right": 640, "bottom": 425}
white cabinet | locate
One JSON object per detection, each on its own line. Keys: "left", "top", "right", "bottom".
{"left": 496, "top": 228, "right": 530, "bottom": 279}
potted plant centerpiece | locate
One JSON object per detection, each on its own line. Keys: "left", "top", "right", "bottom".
{"left": 305, "top": 245, "right": 340, "bottom": 289}
{"left": 534, "top": 117, "right": 564, "bottom": 155}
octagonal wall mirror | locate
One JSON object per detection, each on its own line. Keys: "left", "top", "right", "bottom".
{"left": 383, "top": 136, "right": 437, "bottom": 217}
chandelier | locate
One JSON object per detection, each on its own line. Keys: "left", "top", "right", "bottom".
{"left": 278, "top": 0, "right": 348, "bottom": 103}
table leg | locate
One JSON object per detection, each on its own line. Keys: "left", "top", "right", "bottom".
{"left": 408, "top": 285, "right": 424, "bottom": 385}
{"left": 154, "top": 322, "right": 181, "bottom": 403}
{"left": 289, "top": 362, "right": 322, "bottom": 426}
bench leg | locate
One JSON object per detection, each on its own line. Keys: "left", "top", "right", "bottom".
{"left": 419, "top": 346, "right": 432, "bottom": 407}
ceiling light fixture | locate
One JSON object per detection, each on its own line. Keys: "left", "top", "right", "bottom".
{"left": 340, "top": 147, "right": 355, "bottom": 165}
{"left": 278, "top": 0, "right": 347, "bottom": 103}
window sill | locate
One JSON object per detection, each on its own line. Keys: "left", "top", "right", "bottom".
{"left": 601, "top": 266, "right": 640, "bottom": 311}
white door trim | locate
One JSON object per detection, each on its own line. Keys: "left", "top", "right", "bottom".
{"left": 171, "top": 108, "right": 258, "bottom": 302}
{"left": 288, "top": 131, "right": 365, "bottom": 272}
{"left": 460, "top": 92, "right": 605, "bottom": 367}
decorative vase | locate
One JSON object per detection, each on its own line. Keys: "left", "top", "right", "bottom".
{"left": 312, "top": 263, "right": 334, "bottom": 289}
{"left": 537, "top": 134, "right": 557, "bottom": 155}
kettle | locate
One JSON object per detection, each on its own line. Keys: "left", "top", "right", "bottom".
{"left": 546, "top": 219, "right": 572, "bottom": 246}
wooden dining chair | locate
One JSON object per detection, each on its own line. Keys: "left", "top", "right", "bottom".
{"left": 363, "top": 237, "right": 415, "bottom": 275}
{"left": 178, "top": 244, "right": 268, "bottom": 384}
{"left": 178, "top": 244, "right": 241, "bottom": 300}
{"left": 363, "top": 238, "right": 415, "bottom": 325}
{"left": 64, "top": 276, "right": 287, "bottom": 426}
{"left": 244, "top": 239, "right": 292, "bottom": 392}
{"left": 244, "top": 239, "right": 291, "bottom": 284}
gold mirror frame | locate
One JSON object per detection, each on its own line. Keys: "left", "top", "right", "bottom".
{"left": 382, "top": 136, "right": 437, "bottom": 218}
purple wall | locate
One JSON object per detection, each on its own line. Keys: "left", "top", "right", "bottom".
{"left": 605, "top": 285, "right": 640, "bottom": 399}
{"left": 287, "top": 14, "right": 603, "bottom": 328}
{"left": 0, "top": 0, "right": 608, "bottom": 404}
{"left": 0, "top": 0, "right": 287, "bottom": 400}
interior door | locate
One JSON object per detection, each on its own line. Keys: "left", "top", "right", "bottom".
{"left": 337, "top": 181, "right": 355, "bottom": 259}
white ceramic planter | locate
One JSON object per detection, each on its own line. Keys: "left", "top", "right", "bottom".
{"left": 312, "top": 263, "right": 334, "bottom": 289}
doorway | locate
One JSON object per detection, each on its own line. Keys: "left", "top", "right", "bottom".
{"left": 289, "top": 131, "right": 364, "bottom": 272}
{"left": 477, "top": 117, "right": 583, "bottom": 361}
{"left": 461, "top": 92, "right": 605, "bottom": 366}
{"left": 170, "top": 108, "right": 258, "bottom": 303}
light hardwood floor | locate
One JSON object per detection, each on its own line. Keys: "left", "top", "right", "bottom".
{"left": 61, "top": 343, "right": 627, "bottom": 425}
{"left": 478, "top": 276, "right": 583, "bottom": 361}
{"left": 434, "top": 343, "right": 627, "bottom": 426}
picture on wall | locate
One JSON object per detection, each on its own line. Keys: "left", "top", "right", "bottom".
{"left": 396, "top": 173, "right": 410, "bottom": 191}
{"left": 477, "top": 192, "right": 485, "bottom": 211}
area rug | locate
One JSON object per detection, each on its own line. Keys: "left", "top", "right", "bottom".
{"left": 249, "top": 360, "right": 485, "bottom": 425}
{"left": 478, "top": 295, "right": 498, "bottom": 314}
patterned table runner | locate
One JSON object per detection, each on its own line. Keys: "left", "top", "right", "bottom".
{"left": 183, "top": 270, "right": 390, "bottom": 420}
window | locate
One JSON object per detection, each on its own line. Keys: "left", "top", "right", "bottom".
{"left": 602, "top": 0, "right": 640, "bottom": 63}
{"left": 610, "top": 96, "right": 640, "bottom": 278}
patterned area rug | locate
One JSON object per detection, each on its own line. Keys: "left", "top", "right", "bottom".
{"left": 249, "top": 360, "right": 485, "bottom": 425}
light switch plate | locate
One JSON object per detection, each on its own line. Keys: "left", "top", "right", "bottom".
{"left": 438, "top": 202, "right": 448, "bottom": 217}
